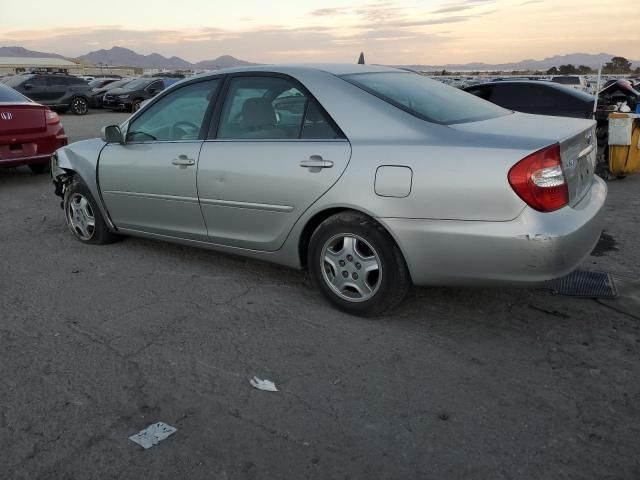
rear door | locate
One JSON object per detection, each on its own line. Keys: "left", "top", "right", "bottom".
{"left": 197, "top": 74, "right": 351, "bottom": 251}
{"left": 99, "top": 78, "right": 222, "bottom": 240}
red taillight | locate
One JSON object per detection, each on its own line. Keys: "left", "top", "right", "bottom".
{"left": 508, "top": 143, "right": 568, "bottom": 212}
{"left": 46, "top": 109, "right": 60, "bottom": 125}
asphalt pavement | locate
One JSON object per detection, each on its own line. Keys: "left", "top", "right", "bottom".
{"left": 1, "top": 111, "right": 639, "bottom": 479}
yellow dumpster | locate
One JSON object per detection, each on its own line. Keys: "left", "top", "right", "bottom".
{"left": 608, "top": 113, "right": 640, "bottom": 176}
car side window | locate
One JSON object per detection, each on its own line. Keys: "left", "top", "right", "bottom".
{"left": 147, "top": 80, "right": 164, "bottom": 93}
{"left": 466, "top": 86, "right": 493, "bottom": 101}
{"left": 126, "top": 79, "right": 220, "bottom": 143}
{"left": 28, "top": 77, "right": 47, "bottom": 87}
{"left": 302, "top": 99, "right": 342, "bottom": 139}
{"left": 217, "top": 77, "right": 309, "bottom": 140}
{"left": 48, "top": 76, "right": 69, "bottom": 87}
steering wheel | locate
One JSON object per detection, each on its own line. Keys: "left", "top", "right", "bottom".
{"left": 171, "top": 121, "right": 200, "bottom": 140}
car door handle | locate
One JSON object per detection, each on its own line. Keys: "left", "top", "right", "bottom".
{"left": 172, "top": 155, "right": 196, "bottom": 168}
{"left": 300, "top": 156, "right": 333, "bottom": 169}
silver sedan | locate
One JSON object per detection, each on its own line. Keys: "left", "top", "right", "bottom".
{"left": 52, "top": 64, "right": 606, "bottom": 315}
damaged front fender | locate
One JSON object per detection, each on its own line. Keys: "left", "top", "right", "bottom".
{"left": 51, "top": 139, "right": 117, "bottom": 231}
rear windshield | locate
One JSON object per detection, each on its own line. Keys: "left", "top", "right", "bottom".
{"left": 341, "top": 72, "right": 509, "bottom": 124}
{"left": 0, "top": 84, "right": 30, "bottom": 102}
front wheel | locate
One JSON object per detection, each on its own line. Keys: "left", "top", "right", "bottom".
{"left": 131, "top": 99, "right": 142, "bottom": 112}
{"left": 64, "top": 178, "right": 119, "bottom": 244}
{"left": 70, "top": 97, "right": 89, "bottom": 115}
{"left": 308, "top": 211, "right": 411, "bottom": 316}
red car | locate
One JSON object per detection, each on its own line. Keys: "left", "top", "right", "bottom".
{"left": 0, "top": 83, "right": 68, "bottom": 174}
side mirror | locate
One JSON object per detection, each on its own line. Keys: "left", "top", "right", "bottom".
{"left": 101, "top": 125, "right": 124, "bottom": 144}
{"left": 147, "top": 88, "right": 157, "bottom": 95}
{"left": 23, "top": 83, "right": 33, "bottom": 90}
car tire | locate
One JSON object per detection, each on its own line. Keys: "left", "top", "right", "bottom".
{"left": 70, "top": 97, "right": 89, "bottom": 115}
{"left": 131, "top": 99, "right": 142, "bottom": 112}
{"left": 308, "top": 211, "right": 411, "bottom": 316}
{"left": 64, "top": 178, "right": 119, "bottom": 245}
{"left": 29, "top": 163, "right": 50, "bottom": 174}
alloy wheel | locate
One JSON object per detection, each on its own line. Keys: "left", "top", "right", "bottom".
{"left": 72, "top": 98, "right": 88, "bottom": 115}
{"left": 320, "top": 234, "right": 382, "bottom": 302}
{"left": 66, "top": 193, "right": 96, "bottom": 240}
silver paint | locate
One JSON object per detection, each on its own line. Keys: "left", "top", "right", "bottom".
{"left": 52, "top": 64, "right": 607, "bottom": 286}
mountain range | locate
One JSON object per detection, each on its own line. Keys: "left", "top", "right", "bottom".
{"left": 0, "top": 46, "right": 638, "bottom": 71}
{"left": 0, "top": 46, "right": 256, "bottom": 70}
{"left": 399, "top": 53, "right": 640, "bottom": 72}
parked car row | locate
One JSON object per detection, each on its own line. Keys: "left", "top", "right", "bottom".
{"left": 0, "top": 83, "right": 68, "bottom": 173}
{"left": 1, "top": 72, "right": 183, "bottom": 114}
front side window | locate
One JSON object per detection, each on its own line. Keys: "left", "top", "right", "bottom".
{"left": 126, "top": 79, "right": 220, "bottom": 142}
{"left": 147, "top": 80, "right": 164, "bottom": 93}
{"left": 24, "top": 76, "right": 47, "bottom": 87}
{"left": 342, "top": 72, "right": 510, "bottom": 125}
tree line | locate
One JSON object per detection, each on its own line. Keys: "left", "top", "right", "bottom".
{"left": 546, "top": 57, "right": 639, "bottom": 75}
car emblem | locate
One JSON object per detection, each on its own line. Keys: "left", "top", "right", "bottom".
{"left": 0, "top": 112, "right": 13, "bottom": 120}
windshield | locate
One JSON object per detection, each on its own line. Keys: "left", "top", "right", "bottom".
{"left": 342, "top": 72, "right": 509, "bottom": 124}
{"left": 88, "top": 79, "right": 110, "bottom": 88}
{"left": 104, "top": 79, "right": 132, "bottom": 90}
{"left": 123, "top": 78, "right": 154, "bottom": 90}
{"left": 0, "top": 84, "right": 31, "bottom": 102}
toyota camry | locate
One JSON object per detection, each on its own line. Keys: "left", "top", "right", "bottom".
{"left": 51, "top": 64, "right": 606, "bottom": 315}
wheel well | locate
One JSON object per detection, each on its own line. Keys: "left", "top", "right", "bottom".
{"left": 298, "top": 208, "right": 400, "bottom": 270}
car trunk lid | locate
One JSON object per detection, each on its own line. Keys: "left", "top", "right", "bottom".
{"left": 559, "top": 124, "right": 597, "bottom": 207}
{"left": 0, "top": 103, "right": 46, "bottom": 136}
{"left": 449, "top": 112, "right": 597, "bottom": 209}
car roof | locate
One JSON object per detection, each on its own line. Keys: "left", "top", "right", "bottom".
{"left": 193, "top": 63, "right": 402, "bottom": 79}
{"left": 465, "top": 80, "right": 595, "bottom": 100}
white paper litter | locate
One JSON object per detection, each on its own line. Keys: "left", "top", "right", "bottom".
{"left": 249, "top": 376, "right": 278, "bottom": 392}
{"left": 129, "top": 422, "right": 177, "bottom": 449}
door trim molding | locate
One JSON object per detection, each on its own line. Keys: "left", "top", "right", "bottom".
{"left": 199, "top": 197, "right": 294, "bottom": 213}
{"left": 103, "top": 190, "right": 200, "bottom": 204}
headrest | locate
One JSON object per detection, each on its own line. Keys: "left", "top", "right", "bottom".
{"left": 242, "top": 98, "right": 276, "bottom": 129}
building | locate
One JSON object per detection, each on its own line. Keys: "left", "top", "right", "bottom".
{"left": 0, "top": 57, "right": 141, "bottom": 77}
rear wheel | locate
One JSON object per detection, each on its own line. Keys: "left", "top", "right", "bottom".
{"left": 308, "top": 211, "right": 411, "bottom": 316}
{"left": 70, "top": 97, "right": 89, "bottom": 115}
{"left": 64, "top": 178, "right": 118, "bottom": 244}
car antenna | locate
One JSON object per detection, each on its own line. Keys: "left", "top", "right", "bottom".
{"left": 358, "top": 52, "right": 365, "bottom": 65}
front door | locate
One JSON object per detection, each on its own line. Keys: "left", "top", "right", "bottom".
{"left": 99, "top": 78, "right": 221, "bottom": 240}
{"left": 19, "top": 76, "right": 49, "bottom": 102}
{"left": 198, "top": 75, "right": 351, "bottom": 251}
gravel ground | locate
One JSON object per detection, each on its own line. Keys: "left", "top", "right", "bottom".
{"left": 1, "top": 111, "right": 639, "bottom": 479}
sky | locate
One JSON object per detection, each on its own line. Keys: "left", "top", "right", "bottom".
{"left": 0, "top": 0, "right": 638, "bottom": 64}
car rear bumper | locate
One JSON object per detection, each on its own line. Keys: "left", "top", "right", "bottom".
{"left": 380, "top": 176, "right": 607, "bottom": 286}
{"left": 0, "top": 131, "right": 68, "bottom": 167}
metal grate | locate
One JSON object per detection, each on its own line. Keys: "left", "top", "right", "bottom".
{"left": 545, "top": 270, "right": 618, "bottom": 298}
